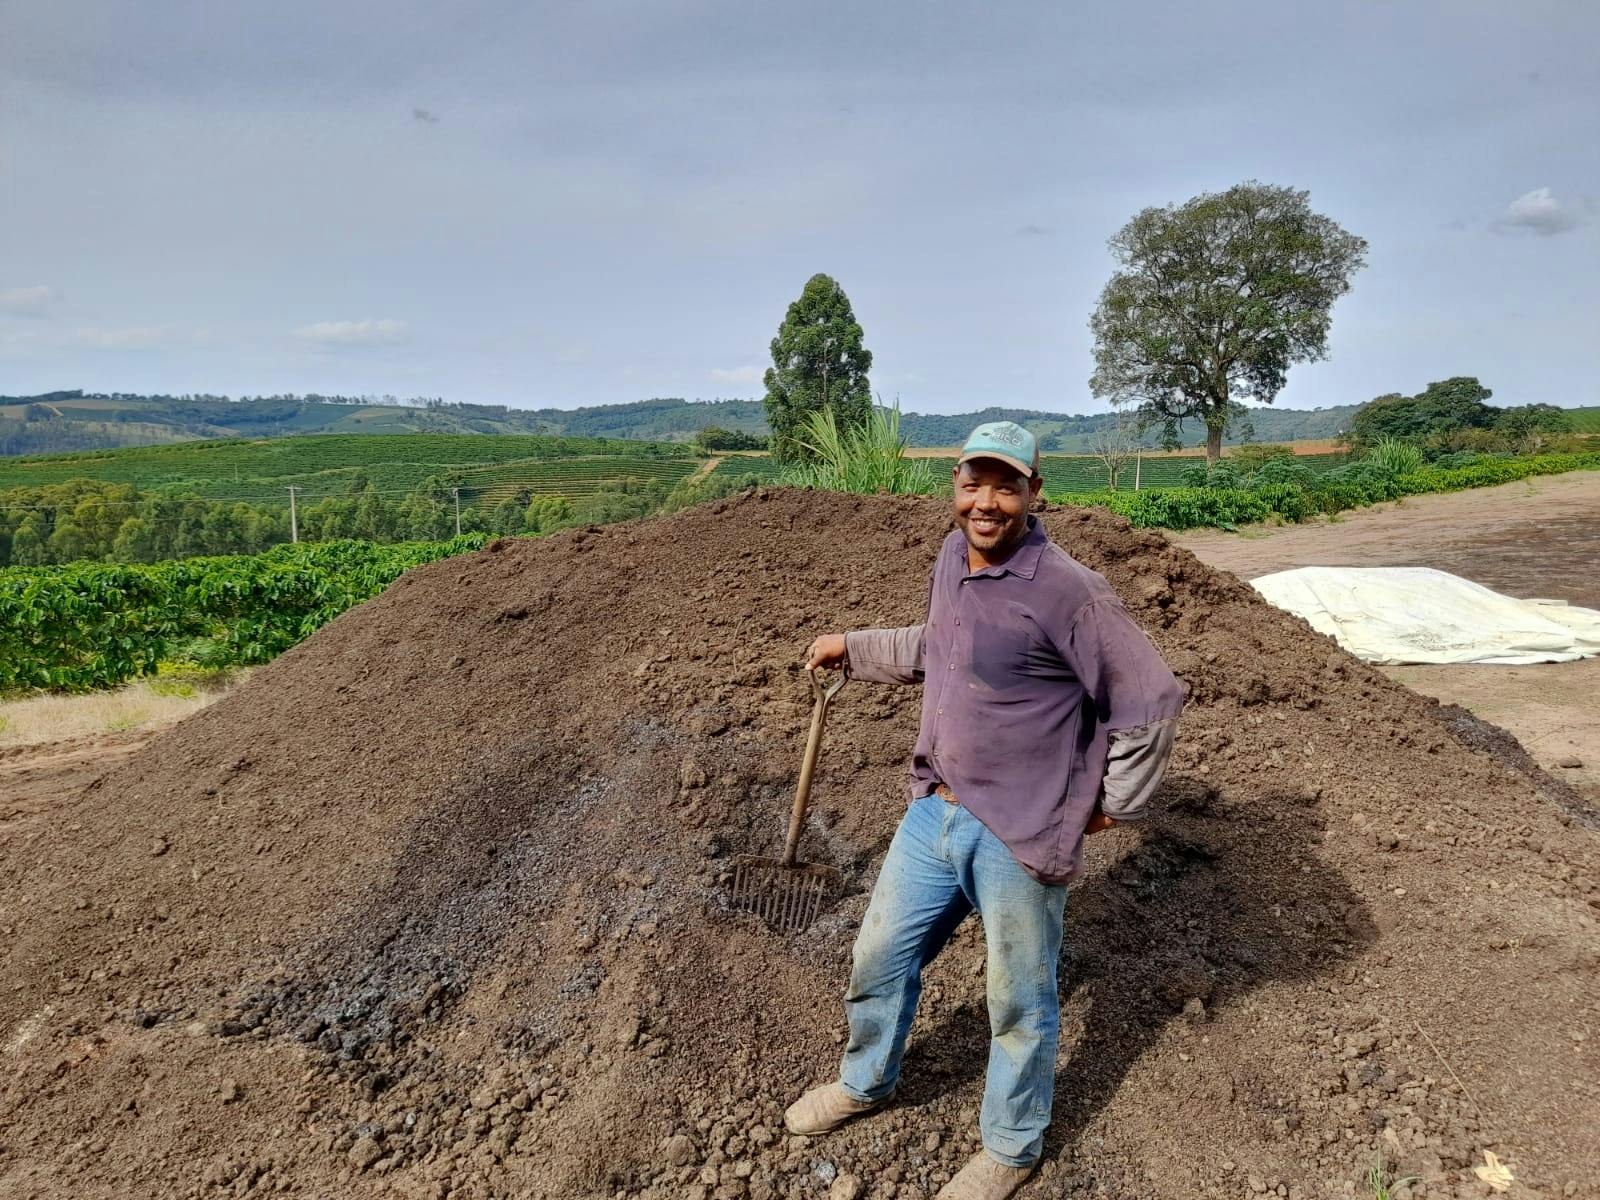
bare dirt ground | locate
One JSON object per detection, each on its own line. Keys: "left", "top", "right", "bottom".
{"left": 3, "top": 489, "right": 1598, "bottom": 1200}
{"left": 1174, "top": 469, "right": 1600, "bottom": 803}
{"left": 0, "top": 732, "right": 152, "bottom": 842}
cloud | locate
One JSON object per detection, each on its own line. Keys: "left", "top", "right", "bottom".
{"left": 1016, "top": 224, "right": 1053, "bottom": 237}
{"left": 296, "top": 318, "right": 409, "bottom": 346}
{"left": 69, "top": 326, "right": 167, "bottom": 352}
{"left": 1497, "top": 187, "right": 1583, "bottom": 237}
{"left": 0, "top": 285, "right": 61, "bottom": 316}
{"left": 412, "top": 107, "right": 439, "bottom": 124}
{"left": 710, "top": 365, "right": 764, "bottom": 385}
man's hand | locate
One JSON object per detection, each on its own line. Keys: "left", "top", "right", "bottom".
{"left": 1084, "top": 810, "right": 1116, "bottom": 836}
{"left": 806, "top": 633, "right": 848, "bottom": 671}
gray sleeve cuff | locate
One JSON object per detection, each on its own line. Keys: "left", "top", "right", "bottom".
{"left": 1101, "top": 717, "right": 1179, "bottom": 820}
{"left": 844, "top": 625, "right": 926, "bottom": 685}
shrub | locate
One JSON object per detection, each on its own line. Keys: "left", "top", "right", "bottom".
{"left": 1228, "top": 443, "right": 1296, "bottom": 473}
{"left": 779, "top": 403, "right": 936, "bottom": 495}
{"left": 1250, "top": 456, "right": 1320, "bottom": 490}
{"left": 1051, "top": 487, "right": 1271, "bottom": 531}
{"left": 1425, "top": 451, "right": 1484, "bottom": 471}
{"left": 1365, "top": 438, "right": 1425, "bottom": 477}
{"left": 1178, "top": 461, "right": 1244, "bottom": 490}
{"left": 1251, "top": 482, "right": 1317, "bottom": 522}
{"left": 1050, "top": 450, "right": 1600, "bottom": 532}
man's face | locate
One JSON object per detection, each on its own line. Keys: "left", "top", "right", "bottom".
{"left": 951, "top": 458, "right": 1039, "bottom": 559}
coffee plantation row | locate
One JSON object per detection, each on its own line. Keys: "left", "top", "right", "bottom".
{"left": 6, "top": 451, "right": 1598, "bottom": 694}
{"left": 0, "top": 535, "right": 488, "bottom": 691}
{"left": 1048, "top": 450, "right": 1600, "bottom": 530}
{"left": 0, "top": 433, "right": 695, "bottom": 498}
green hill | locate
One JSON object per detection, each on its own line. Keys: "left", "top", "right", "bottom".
{"left": 1565, "top": 406, "right": 1600, "bottom": 433}
{"left": 2, "top": 389, "right": 1370, "bottom": 455}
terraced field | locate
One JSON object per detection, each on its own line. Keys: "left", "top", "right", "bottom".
{"left": 0, "top": 434, "right": 1361, "bottom": 508}
{"left": 1566, "top": 405, "right": 1600, "bottom": 433}
{"left": 0, "top": 433, "right": 698, "bottom": 502}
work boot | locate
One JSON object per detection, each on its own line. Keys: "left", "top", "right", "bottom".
{"left": 935, "top": 1150, "right": 1037, "bottom": 1199}
{"left": 782, "top": 1082, "right": 889, "bottom": 1135}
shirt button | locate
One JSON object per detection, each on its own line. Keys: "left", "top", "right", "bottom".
{"left": 948, "top": 663, "right": 955, "bottom": 670}
{"left": 954, "top": 618, "right": 960, "bottom": 625}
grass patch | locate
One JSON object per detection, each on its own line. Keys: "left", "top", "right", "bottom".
{"left": 779, "top": 404, "right": 937, "bottom": 495}
{"left": 0, "top": 675, "right": 238, "bottom": 747}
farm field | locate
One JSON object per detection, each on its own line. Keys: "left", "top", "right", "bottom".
{"left": 1566, "top": 405, "right": 1600, "bottom": 433}
{"left": 1172, "top": 467, "right": 1600, "bottom": 801}
{"left": 0, "top": 432, "right": 696, "bottom": 501}
{"left": 1, "top": 432, "right": 1356, "bottom": 504}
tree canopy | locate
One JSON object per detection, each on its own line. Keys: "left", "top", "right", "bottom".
{"left": 1346, "top": 377, "right": 1570, "bottom": 451}
{"left": 762, "top": 273, "right": 873, "bottom": 462}
{"left": 1090, "top": 181, "right": 1367, "bottom": 462}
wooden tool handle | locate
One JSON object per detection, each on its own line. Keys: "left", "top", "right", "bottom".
{"left": 781, "top": 668, "right": 846, "bottom": 866}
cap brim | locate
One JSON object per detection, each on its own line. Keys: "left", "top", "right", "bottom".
{"left": 957, "top": 451, "right": 1035, "bottom": 479}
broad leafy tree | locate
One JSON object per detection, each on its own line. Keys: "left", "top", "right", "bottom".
{"left": 1347, "top": 377, "right": 1570, "bottom": 451}
{"left": 763, "top": 274, "right": 873, "bottom": 462}
{"left": 1090, "top": 182, "right": 1367, "bottom": 463}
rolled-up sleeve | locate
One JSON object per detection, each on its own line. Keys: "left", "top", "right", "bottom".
{"left": 1101, "top": 717, "right": 1180, "bottom": 821}
{"left": 844, "top": 625, "right": 926, "bottom": 685}
{"left": 1057, "top": 596, "right": 1185, "bottom": 820}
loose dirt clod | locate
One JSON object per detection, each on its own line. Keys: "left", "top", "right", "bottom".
{"left": 2, "top": 489, "right": 1596, "bottom": 1200}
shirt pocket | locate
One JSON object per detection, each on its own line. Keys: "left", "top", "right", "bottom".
{"left": 967, "top": 601, "right": 1058, "bottom": 692}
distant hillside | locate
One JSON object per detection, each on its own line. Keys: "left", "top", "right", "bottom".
{"left": 1, "top": 389, "right": 1378, "bottom": 456}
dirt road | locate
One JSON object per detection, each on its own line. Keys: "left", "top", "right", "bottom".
{"left": 1173, "top": 468, "right": 1600, "bottom": 799}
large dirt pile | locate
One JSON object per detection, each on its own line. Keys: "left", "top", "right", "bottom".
{"left": 2, "top": 490, "right": 1596, "bottom": 1200}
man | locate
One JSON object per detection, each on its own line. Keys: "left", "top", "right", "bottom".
{"left": 785, "top": 422, "right": 1184, "bottom": 1200}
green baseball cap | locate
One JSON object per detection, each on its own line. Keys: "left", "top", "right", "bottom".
{"left": 958, "top": 421, "right": 1039, "bottom": 479}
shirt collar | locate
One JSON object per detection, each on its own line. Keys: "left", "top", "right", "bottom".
{"left": 958, "top": 515, "right": 1047, "bottom": 581}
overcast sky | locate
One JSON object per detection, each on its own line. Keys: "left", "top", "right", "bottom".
{"left": 2, "top": 1, "right": 1596, "bottom": 414}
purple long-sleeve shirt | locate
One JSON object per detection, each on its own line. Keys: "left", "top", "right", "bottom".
{"left": 845, "top": 517, "right": 1184, "bottom": 884}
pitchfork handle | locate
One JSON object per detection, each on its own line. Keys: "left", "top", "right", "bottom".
{"left": 782, "top": 667, "right": 846, "bottom": 867}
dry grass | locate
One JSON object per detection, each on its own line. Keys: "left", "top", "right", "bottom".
{"left": 0, "top": 675, "right": 238, "bottom": 749}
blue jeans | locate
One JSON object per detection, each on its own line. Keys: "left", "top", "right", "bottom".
{"left": 838, "top": 794, "right": 1068, "bottom": 1166}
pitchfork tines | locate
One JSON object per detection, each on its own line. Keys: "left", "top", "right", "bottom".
{"left": 732, "top": 667, "right": 844, "bottom": 933}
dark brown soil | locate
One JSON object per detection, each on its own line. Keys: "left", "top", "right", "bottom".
{"left": 2, "top": 489, "right": 1596, "bottom": 1200}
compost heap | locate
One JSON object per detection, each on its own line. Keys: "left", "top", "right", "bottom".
{"left": 2, "top": 489, "right": 1596, "bottom": 1200}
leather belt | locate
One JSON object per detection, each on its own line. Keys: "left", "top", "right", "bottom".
{"left": 935, "top": 783, "right": 959, "bottom": 805}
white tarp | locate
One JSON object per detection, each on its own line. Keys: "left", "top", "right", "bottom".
{"left": 1250, "top": 566, "right": 1600, "bottom": 665}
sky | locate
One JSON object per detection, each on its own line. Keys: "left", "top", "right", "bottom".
{"left": 1, "top": 0, "right": 1597, "bottom": 415}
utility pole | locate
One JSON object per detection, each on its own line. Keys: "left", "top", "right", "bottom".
{"left": 452, "top": 487, "right": 461, "bottom": 537}
{"left": 288, "top": 486, "right": 299, "bottom": 543}
{"left": 1134, "top": 449, "right": 1142, "bottom": 492}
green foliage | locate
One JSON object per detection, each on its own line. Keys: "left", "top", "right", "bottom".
{"left": 1051, "top": 451, "right": 1600, "bottom": 531}
{"left": 778, "top": 403, "right": 936, "bottom": 495}
{"left": 1365, "top": 438, "right": 1425, "bottom": 476}
{"left": 0, "top": 433, "right": 690, "bottom": 496}
{"left": 1090, "top": 181, "right": 1367, "bottom": 461}
{"left": 0, "top": 536, "right": 487, "bottom": 693}
{"left": 1227, "top": 443, "right": 1295, "bottom": 472}
{"left": 1347, "top": 378, "right": 1571, "bottom": 456}
{"left": 694, "top": 426, "right": 766, "bottom": 452}
{"left": 1053, "top": 487, "right": 1273, "bottom": 531}
{"left": 762, "top": 274, "right": 874, "bottom": 462}
{"left": 1250, "top": 456, "right": 1320, "bottom": 489}
{"left": 1347, "top": 377, "right": 1493, "bottom": 447}
{"left": 1490, "top": 402, "right": 1570, "bottom": 447}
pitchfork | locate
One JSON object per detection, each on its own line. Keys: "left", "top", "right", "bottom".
{"left": 731, "top": 667, "right": 845, "bottom": 932}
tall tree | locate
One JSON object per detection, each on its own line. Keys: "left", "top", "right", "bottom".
{"left": 1090, "top": 182, "right": 1367, "bottom": 464}
{"left": 762, "top": 273, "right": 873, "bottom": 462}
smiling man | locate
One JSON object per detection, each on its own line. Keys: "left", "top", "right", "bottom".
{"left": 786, "top": 421, "right": 1185, "bottom": 1199}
